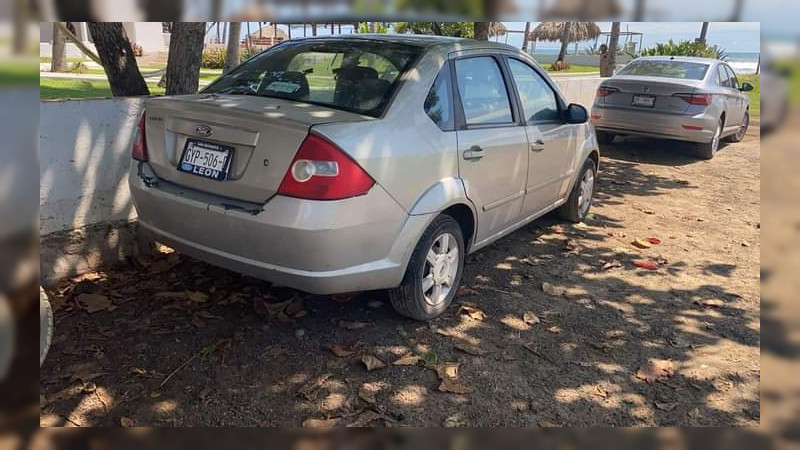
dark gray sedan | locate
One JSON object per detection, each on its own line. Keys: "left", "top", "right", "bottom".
{"left": 591, "top": 56, "right": 753, "bottom": 159}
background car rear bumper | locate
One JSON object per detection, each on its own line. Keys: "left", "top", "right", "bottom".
{"left": 591, "top": 106, "right": 717, "bottom": 143}
{"left": 130, "top": 164, "right": 430, "bottom": 294}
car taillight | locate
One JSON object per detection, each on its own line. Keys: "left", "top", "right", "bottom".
{"left": 132, "top": 111, "right": 148, "bottom": 161}
{"left": 674, "top": 93, "right": 712, "bottom": 106}
{"left": 596, "top": 86, "right": 619, "bottom": 97}
{"left": 277, "top": 133, "right": 374, "bottom": 200}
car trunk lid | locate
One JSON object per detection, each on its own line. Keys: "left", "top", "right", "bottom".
{"left": 598, "top": 76, "right": 704, "bottom": 114}
{"left": 143, "top": 94, "right": 373, "bottom": 203}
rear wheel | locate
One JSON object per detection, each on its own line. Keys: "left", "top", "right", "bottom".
{"left": 695, "top": 118, "right": 723, "bottom": 159}
{"left": 558, "top": 158, "right": 597, "bottom": 223}
{"left": 727, "top": 111, "right": 749, "bottom": 143}
{"left": 596, "top": 131, "right": 615, "bottom": 145}
{"left": 390, "top": 214, "right": 465, "bottom": 321}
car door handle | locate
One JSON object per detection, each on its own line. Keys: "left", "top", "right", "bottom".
{"left": 463, "top": 146, "right": 485, "bottom": 161}
{"left": 530, "top": 140, "right": 545, "bottom": 152}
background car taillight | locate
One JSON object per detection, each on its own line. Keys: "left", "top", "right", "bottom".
{"left": 132, "top": 111, "right": 148, "bottom": 161}
{"left": 277, "top": 133, "right": 374, "bottom": 200}
{"left": 673, "top": 93, "right": 712, "bottom": 106}
{"left": 596, "top": 86, "right": 619, "bottom": 97}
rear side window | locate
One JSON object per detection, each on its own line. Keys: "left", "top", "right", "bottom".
{"left": 724, "top": 65, "right": 739, "bottom": 89}
{"left": 454, "top": 57, "right": 513, "bottom": 126}
{"left": 717, "top": 65, "right": 732, "bottom": 87}
{"left": 507, "top": 58, "right": 560, "bottom": 123}
{"left": 202, "top": 40, "right": 423, "bottom": 117}
{"left": 618, "top": 60, "right": 710, "bottom": 80}
{"left": 424, "top": 64, "right": 454, "bottom": 131}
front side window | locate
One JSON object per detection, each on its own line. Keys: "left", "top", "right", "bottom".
{"left": 507, "top": 58, "right": 560, "bottom": 123}
{"left": 202, "top": 40, "right": 423, "bottom": 117}
{"left": 424, "top": 64, "right": 454, "bottom": 131}
{"left": 454, "top": 57, "right": 513, "bottom": 126}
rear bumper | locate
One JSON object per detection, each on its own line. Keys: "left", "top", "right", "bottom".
{"left": 591, "top": 105, "right": 717, "bottom": 144}
{"left": 129, "top": 163, "right": 430, "bottom": 294}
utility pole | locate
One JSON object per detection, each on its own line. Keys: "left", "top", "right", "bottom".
{"left": 522, "top": 22, "right": 531, "bottom": 52}
{"left": 697, "top": 22, "right": 709, "bottom": 44}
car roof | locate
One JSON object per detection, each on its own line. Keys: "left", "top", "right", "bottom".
{"left": 285, "top": 34, "right": 521, "bottom": 53}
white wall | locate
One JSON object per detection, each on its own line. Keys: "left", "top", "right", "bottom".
{"left": 552, "top": 75, "right": 603, "bottom": 109}
{"left": 40, "top": 98, "right": 143, "bottom": 236}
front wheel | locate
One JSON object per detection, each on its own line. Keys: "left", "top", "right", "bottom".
{"left": 390, "top": 214, "right": 465, "bottom": 321}
{"left": 558, "top": 158, "right": 597, "bottom": 223}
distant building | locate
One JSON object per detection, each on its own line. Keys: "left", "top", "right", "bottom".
{"left": 40, "top": 22, "right": 170, "bottom": 58}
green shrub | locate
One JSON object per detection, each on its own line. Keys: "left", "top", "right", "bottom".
{"left": 201, "top": 48, "right": 227, "bottom": 69}
{"left": 639, "top": 39, "right": 728, "bottom": 61}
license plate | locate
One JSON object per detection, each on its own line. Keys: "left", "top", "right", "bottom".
{"left": 632, "top": 94, "right": 656, "bottom": 108}
{"left": 178, "top": 139, "right": 232, "bottom": 181}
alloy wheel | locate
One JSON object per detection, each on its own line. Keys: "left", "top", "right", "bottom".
{"left": 577, "top": 168, "right": 595, "bottom": 216}
{"left": 421, "top": 232, "right": 459, "bottom": 306}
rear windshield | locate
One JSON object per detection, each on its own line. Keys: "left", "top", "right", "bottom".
{"left": 202, "top": 39, "right": 424, "bottom": 117}
{"left": 617, "top": 60, "right": 710, "bottom": 80}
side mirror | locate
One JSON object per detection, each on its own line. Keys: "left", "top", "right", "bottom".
{"left": 566, "top": 103, "right": 589, "bottom": 124}
{"left": 740, "top": 82, "right": 755, "bottom": 92}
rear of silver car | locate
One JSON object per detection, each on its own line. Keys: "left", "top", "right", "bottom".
{"left": 129, "top": 40, "right": 430, "bottom": 294}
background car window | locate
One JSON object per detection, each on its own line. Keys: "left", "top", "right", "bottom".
{"left": 424, "top": 64, "right": 454, "bottom": 131}
{"left": 717, "top": 65, "right": 732, "bottom": 87}
{"left": 454, "top": 57, "right": 513, "bottom": 126}
{"left": 617, "top": 60, "right": 709, "bottom": 80}
{"left": 724, "top": 65, "right": 739, "bottom": 89}
{"left": 507, "top": 59, "right": 560, "bottom": 123}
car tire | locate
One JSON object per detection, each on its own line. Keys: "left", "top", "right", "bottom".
{"left": 695, "top": 117, "right": 723, "bottom": 160}
{"left": 558, "top": 158, "right": 597, "bottom": 223}
{"left": 390, "top": 214, "right": 465, "bottom": 321}
{"left": 596, "top": 132, "right": 615, "bottom": 145}
{"left": 726, "top": 111, "right": 749, "bottom": 143}
{"left": 40, "top": 288, "right": 53, "bottom": 367}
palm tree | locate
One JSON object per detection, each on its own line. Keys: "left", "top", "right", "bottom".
{"left": 521, "top": 22, "right": 531, "bottom": 51}
{"left": 698, "top": 22, "right": 709, "bottom": 44}
{"left": 604, "top": 22, "right": 621, "bottom": 77}
{"left": 223, "top": 22, "right": 242, "bottom": 74}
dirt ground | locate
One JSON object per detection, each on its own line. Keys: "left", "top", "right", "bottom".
{"left": 40, "top": 126, "right": 760, "bottom": 427}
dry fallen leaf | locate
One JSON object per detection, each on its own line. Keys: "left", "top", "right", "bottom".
{"left": 392, "top": 354, "right": 422, "bottom": 366}
{"left": 185, "top": 291, "right": 208, "bottom": 303}
{"left": 434, "top": 363, "right": 459, "bottom": 380}
{"left": 547, "top": 326, "right": 562, "bottom": 334}
{"left": 78, "top": 293, "right": 113, "bottom": 313}
{"left": 358, "top": 384, "right": 378, "bottom": 405}
{"left": 602, "top": 260, "right": 622, "bottom": 271}
{"left": 361, "top": 355, "right": 386, "bottom": 371}
{"left": 297, "top": 373, "right": 332, "bottom": 400}
{"left": 542, "top": 282, "right": 566, "bottom": 296}
{"left": 438, "top": 378, "right": 473, "bottom": 395}
{"left": 633, "top": 260, "right": 659, "bottom": 270}
{"left": 539, "top": 421, "right": 562, "bottom": 427}
{"left": 454, "top": 342, "right": 488, "bottom": 356}
{"left": 458, "top": 305, "right": 486, "bottom": 321}
{"left": 120, "top": 416, "right": 135, "bottom": 427}
{"left": 694, "top": 298, "right": 725, "bottom": 308}
{"left": 302, "top": 417, "right": 340, "bottom": 427}
{"left": 346, "top": 410, "right": 392, "bottom": 427}
{"left": 523, "top": 311, "right": 540, "bottom": 326}
{"left": 455, "top": 286, "right": 480, "bottom": 298}
{"left": 443, "top": 413, "right": 467, "bottom": 427}
{"left": 655, "top": 401, "right": 678, "bottom": 412}
{"left": 632, "top": 238, "right": 652, "bottom": 249}
{"left": 636, "top": 359, "right": 675, "bottom": 384}
{"left": 329, "top": 344, "right": 358, "bottom": 358}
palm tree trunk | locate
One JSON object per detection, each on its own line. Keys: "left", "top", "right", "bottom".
{"left": 474, "top": 22, "right": 490, "bottom": 41}
{"left": 88, "top": 22, "right": 150, "bottom": 97}
{"left": 51, "top": 23, "right": 68, "bottom": 72}
{"left": 13, "top": 0, "right": 28, "bottom": 55}
{"left": 698, "top": 22, "right": 709, "bottom": 44}
{"left": 312, "top": 23, "right": 317, "bottom": 36}
{"left": 730, "top": 0, "right": 744, "bottom": 21}
{"left": 223, "top": 22, "right": 241, "bottom": 74}
{"left": 604, "top": 22, "right": 621, "bottom": 77}
{"left": 165, "top": 22, "right": 206, "bottom": 95}
{"left": 556, "top": 22, "right": 572, "bottom": 62}
{"left": 521, "top": 22, "right": 531, "bottom": 51}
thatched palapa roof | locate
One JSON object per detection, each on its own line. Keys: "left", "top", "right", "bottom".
{"left": 489, "top": 22, "right": 507, "bottom": 37}
{"left": 530, "top": 22, "right": 601, "bottom": 42}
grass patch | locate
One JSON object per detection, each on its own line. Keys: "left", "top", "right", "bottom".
{"left": 545, "top": 64, "right": 599, "bottom": 74}
{"left": 40, "top": 78, "right": 165, "bottom": 100}
{"left": 739, "top": 73, "right": 760, "bottom": 117}
{"left": 773, "top": 58, "right": 800, "bottom": 105}
{"left": 0, "top": 62, "right": 39, "bottom": 87}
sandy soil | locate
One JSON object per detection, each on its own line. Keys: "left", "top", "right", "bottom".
{"left": 40, "top": 126, "right": 760, "bottom": 427}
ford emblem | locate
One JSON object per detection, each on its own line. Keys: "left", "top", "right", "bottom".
{"left": 195, "top": 124, "right": 213, "bottom": 137}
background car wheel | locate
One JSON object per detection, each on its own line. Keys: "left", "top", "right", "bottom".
{"left": 726, "top": 111, "right": 749, "bottom": 143}
{"left": 696, "top": 118, "right": 723, "bottom": 159}
{"left": 40, "top": 288, "right": 53, "bottom": 367}
{"left": 558, "top": 158, "right": 597, "bottom": 223}
{"left": 390, "top": 214, "right": 465, "bottom": 321}
{"left": 596, "top": 132, "right": 615, "bottom": 145}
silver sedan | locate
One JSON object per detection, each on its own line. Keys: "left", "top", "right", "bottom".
{"left": 129, "top": 35, "right": 599, "bottom": 320}
{"left": 591, "top": 56, "right": 753, "bottom": 159}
